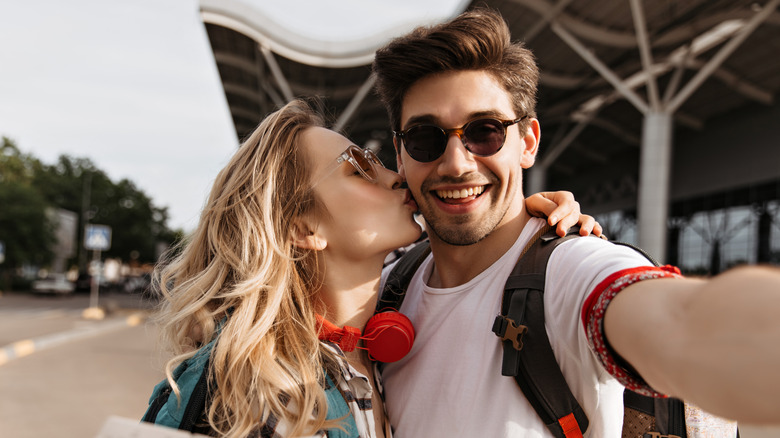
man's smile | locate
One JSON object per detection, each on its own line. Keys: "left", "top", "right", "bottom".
{"left": 435, "top": 185, "right": 486, "bottom": 202}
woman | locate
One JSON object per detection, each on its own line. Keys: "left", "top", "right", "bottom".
{"left": 145, "top": 99, "right": 599, "bottom": 437}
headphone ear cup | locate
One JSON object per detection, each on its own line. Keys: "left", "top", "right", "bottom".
{"left": 363, "top": 311, "right": 415, "bottom": 363}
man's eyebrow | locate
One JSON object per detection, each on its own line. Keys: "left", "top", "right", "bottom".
{"left": 403, "top": 114, "right": 438, "bottom": 129}
{"left": 402, "top": 110, "right": 512, "bottom": 130}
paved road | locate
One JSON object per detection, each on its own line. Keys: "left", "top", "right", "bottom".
{"left": 0, "top": 291, "right": 166, "bottom": 438}
{"left": 1, "top": 291, "right": 778, "bottom": 437}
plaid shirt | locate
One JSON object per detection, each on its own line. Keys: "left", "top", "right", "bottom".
{"left": 254, "top": 343, "right": 389, "bottom": 438}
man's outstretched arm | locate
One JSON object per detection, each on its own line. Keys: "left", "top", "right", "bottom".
{"left": 604, "top": 265, "right": 780, "bottom": 424}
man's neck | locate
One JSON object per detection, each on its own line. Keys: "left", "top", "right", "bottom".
{"left": 427, "top": 206, "right": 532, "bottom": 289}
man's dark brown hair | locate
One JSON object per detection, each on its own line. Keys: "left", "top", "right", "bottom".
{"left": 372, "top": 7, "right": 540, "bottom": 133}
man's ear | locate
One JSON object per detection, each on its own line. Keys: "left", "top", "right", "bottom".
{"left": 393, "top": 136, "right": 406, "bottom": 179}
{"left": 520, "top": 118, "right": 541, "bottom": 169}
{"left": 291, "top": 219, "right": 327, "bottom": 251}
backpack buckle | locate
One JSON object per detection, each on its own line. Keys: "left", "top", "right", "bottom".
{"left": 492, "top": 315, "right": 528, "bottom": 351}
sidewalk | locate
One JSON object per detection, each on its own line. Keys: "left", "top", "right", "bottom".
{"left": 0, "top": 310, "right": 146, "bottom": 366}
{"left": 0, "top": 290, "right": 155, "bottom": 366}
{"left": 0, "top": 292, "right": 155, "bottom": 348}
{"left": 0, "top": 315, "right": 165, "bottom": 438}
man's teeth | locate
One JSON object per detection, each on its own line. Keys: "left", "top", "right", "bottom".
{"left": 436, "top": 186, "right": 485, "bottom": 199}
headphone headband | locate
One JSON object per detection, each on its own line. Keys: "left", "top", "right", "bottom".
{"left": 316, "top": 312, "right": 414, "bottom": 363}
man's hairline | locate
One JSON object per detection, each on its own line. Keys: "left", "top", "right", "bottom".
{"left": 393, "top": 69, "right": 531, "bottom": 131}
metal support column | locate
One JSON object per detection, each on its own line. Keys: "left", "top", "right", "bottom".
{"left": 260, "top": 45, "right": 294, "bottom": 102}
{"left": 333, "top": 74, "right": 376, "bottom": 132}
{"left": 637, "top": 112, "right": 673, "bottom": 262}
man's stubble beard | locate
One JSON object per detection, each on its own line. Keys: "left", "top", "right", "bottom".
{"left": 422, "top": 196, "right": 510, "bottom": 246}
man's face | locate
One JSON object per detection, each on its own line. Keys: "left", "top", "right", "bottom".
{"left": 396, "top": 70, "right": 539, "bottom": 246}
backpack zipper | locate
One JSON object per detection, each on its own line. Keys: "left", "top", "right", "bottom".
{"left": 142, "top": 385, "right": 172, "bottom": 423}
{"left": 179, "top": 366, "right": 210, "bottom": 430}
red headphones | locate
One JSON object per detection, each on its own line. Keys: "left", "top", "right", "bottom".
{"left": 316, "top": 311, "right": 415, "bottom": 363}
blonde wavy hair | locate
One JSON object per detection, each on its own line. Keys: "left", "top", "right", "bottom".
{"left": 153, "top": 99, "right": 341, "bottom": 437}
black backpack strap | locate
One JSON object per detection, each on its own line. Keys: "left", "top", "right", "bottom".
{"left": 491, "top": 225, "right": 589, "bottom": 438}
{"left": 375, "top": 241, "right": 430, "bottom": 373}
{"left": 179, "top": 354, "right": 213, "bottom": 433}
{"left": 377, "top": 241, "right": 431, "bottom": 312}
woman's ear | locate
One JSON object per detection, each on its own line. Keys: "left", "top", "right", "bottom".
{"left": 291, "top": 219, "right": 327, "bottom": 251}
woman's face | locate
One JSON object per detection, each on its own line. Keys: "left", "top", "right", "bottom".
{"left": 302, "top": 127, "right": 421, "bottom": 260}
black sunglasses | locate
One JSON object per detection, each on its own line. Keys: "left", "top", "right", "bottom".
{"left": 393, "top": 116, "right": 527, "bottom": 163}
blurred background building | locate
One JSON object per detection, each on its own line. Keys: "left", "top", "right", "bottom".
{"left": 199, "top": 0, "right": 780, "bottom": 274}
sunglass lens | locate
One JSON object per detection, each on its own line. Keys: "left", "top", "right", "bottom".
{"left": 464, "top": 119, "right": 505, "bottom": 156}
{"left": 349, "top": 148, "right": 377, "bottom": 180}
{"left": 405, "top": 126, "right": 447, "bottom": 163}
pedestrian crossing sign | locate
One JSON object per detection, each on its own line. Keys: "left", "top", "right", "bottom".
{"left": 84, "top": 225, "right": 112, "bottom": 251}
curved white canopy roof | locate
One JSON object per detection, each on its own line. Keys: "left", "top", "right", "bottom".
{"left": 200, "top": 0, "right": 469, "bottom": 67}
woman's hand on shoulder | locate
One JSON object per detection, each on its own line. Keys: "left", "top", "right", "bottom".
{"left": 525, "top": 191, "right": 603, "bottom": 238}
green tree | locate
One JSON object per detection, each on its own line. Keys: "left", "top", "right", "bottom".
{"left": 32, "top": 155, "right": 99, "bottom": 216}
{"left": 0, "top": 136, "right": 43, "bottom": 184}
{"left": 1, "top": 137, "right": 180, "bottom": 287}
{"left": 0, "top": 181, "right": 55, "bottom": 267}
{"left": 92, "top": 178, "right": 169, "bottom": 263}
{"left": 32, "top": 155, "right": 178, "bottom": 266}
{"left": 0, "top": 137, "right": 55, "bottom": 289}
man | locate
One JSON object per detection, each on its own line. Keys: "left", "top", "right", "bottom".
{"left": 372, "top": 8, "right": 780, "bottom": 437}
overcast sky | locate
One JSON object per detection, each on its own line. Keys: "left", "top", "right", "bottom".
{"left": 0, "top": 0, "right": 463, "bottom": 232}
{"left": 0, "top": 0, "right": 238, "bottom": 232}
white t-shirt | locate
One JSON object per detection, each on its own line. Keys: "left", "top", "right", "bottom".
{"left": 380, "top": 218, "right": 654, "bottom": 438}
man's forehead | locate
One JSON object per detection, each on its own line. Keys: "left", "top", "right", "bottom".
{"left": 399, "top": 70, "right": 515, "bottom": 127}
